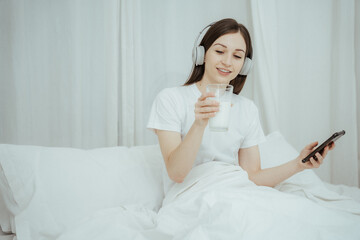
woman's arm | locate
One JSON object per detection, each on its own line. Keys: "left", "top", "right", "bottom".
{"left": 156, "top": 92, "right": 219, "bottom": 183}
{"left": 238, "top": 142, "right": 335, "bottom": 187}
{"left": 156, "top": 124, "right": 206, "bottom": 183}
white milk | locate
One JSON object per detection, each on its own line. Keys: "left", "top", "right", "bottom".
{"left": 209, "top": 101, "right": 231, "bottom": 131}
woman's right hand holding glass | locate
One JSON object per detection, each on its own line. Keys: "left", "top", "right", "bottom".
{"left": 194, "top": 92, "right": 219, "bottom": 127}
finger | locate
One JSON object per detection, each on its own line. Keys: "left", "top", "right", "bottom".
{"left": 309, "top": 157, "right": 320, "bottom": 168}
{"left": 200, "top": 112, "right": 216, "bottom": 119}
{"left": 199, "top": 99, "right": 219, "bottom": 107}
{"left": 195, "top": 111, "right": 216, "bottom": 120}
{"left": 329, "top": 142, "right": 335, "bottom": 150}
{"left": 310, "top": 141, "right": 319, "bottom": 150}
{"left": 195, "top": 106, "right": 219, "bottom": 114}
{"left": 305, "top": 141, "right": 318, "bottom": 150}
{"left": 315, "top": 152, "right": 323, "bottom": 165}
{"left": 321, "top": 145, "right": 330, "bottom": 158}
{"left": 195, "top": 99, "right": 216, "bottom": 109}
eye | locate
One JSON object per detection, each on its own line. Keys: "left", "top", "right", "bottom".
{"left": 215, "top": 50, "right": 224, "bottom": 54}
{"left": 234, "top": 55, "right": 242, "bottom": 59}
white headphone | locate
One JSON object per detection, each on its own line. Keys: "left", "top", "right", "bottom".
{"left": 192, "top": 23, "right": 253, "bottom": 76}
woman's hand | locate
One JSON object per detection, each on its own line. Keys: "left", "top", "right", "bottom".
{"left": 296, "top": 141, "right": 335, "bottom": 170}
{"left": 193, "top": 92, "right": 219, "bottom": 127}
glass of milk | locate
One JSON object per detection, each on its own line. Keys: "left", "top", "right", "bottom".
{"left": 206, "top": 84, "right": 233, "bottom": 132}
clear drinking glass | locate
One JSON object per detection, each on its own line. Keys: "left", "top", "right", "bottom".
{"left": 206, "top": 84, "right": 233, "bottom": 132}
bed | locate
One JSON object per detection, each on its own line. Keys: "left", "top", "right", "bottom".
{"left": 0, "top": 132, "right": 359, "bottom": 240}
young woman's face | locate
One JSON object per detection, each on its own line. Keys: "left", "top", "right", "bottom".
{"left": 203, "top": 32, "right": 246, "bottom": 84}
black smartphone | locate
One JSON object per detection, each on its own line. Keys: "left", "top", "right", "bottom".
{"left": 302, "top": 130, "right": 345, "bottom": 163}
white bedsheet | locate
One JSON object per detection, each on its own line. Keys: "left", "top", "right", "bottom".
{"left": 57, "top": 161, "right": 360, "bottom": 240}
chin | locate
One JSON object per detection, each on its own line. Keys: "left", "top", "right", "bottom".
{"left": 215, "top": 77, "right": 234, "bottom": 85}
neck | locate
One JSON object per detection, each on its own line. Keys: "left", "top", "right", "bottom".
{"left": 195, "top": 73, "right": 214, "bottom": 94}
{"left": 195, "top": 81, "right": 207, "bottom": 95}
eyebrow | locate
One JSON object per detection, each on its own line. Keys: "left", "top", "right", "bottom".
{"left": 214, "top": 43, "right": 245, "bottom": 53}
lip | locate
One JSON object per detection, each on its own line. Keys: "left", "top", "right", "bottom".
{"left": 217, "top": 68, "right": 232, "bottom": 76}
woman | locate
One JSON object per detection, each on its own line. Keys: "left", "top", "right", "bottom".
{"left": 147, "top": 18, "right": 334, "bottom": 193}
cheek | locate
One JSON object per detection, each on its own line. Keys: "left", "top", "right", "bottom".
{"left": 234, "top": 61, "right": 244, "bottom": 74}
{"left": 205, "top": 56, "right": 219, "bottom": 69}
{"left": 207, "top": 53, "right": 220, "bottom": 64}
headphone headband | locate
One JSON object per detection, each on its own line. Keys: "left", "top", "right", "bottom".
{"left": 193, "top": 23, "right": 213, "bottom": 50}
{"left": 192, "top": 23, "right": 213, "bottom": 66}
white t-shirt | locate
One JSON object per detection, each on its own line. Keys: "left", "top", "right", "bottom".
{"left": 147, "top": 83, "right": 265, "bottom": 192}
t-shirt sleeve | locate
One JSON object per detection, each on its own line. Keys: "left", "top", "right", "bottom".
{"left": 147, "top": 88, "right": 182, "bottom": 133}
{"left": 241, "top": 101, "right": 266, "bottom": 148}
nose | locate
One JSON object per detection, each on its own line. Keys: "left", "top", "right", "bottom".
{"left": 221, "top": 53, "right": 232, "bottom": 67}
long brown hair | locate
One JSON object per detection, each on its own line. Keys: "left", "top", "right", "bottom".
{"left": 184, "top": 18, "right": 253, "bottom": 95}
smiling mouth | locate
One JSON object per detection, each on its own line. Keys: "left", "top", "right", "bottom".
{"left": 217, "top": 68, "right": 232, "bottom": 73}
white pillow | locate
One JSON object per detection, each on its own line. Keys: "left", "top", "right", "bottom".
{"left": 259, "top": 131, "right": 299, "bottom": 168}
{"left": 0, "top": 144, "right": 164, "bottom": 240}
{"left": 0, "top": 145, "right": 41, "bottom": 234}
{"left": 259, "top": 131, "right": 322, "bottom": 187}
{"left": 0, "top": 191, "right": 12, "bottom": 233}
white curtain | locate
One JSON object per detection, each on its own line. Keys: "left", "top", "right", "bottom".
{"left": 271, "top": 0, "right": 358, "bottom": 186}
{"left": 119, "top": 0, "right": 144, "bottom": 146}
{"left": 249, "top": 0, "right": 359, "bottom": 186}
{"left": 250, "top": 0, "right": 280, "bottom": 133}
{"left": 0, "top": 0, "right": 359, "bottom": 186}
{"left": 0, "top": 0, "right": 120, "bottom": 149}
{"left": 356, "top": 0, "right": 360, "bottom": 185}
{"left": 328, "top": 0, "right": 358, "bottom": 186}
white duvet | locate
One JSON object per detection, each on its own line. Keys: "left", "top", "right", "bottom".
{"left": 57, "top": 161, "right": 360, "bottom": 240}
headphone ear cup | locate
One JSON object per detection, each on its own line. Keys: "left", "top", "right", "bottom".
{"left": 192, "top": 46, "right": 197, "bottom": 65}
{"left": 239, "top": 57, "right": 253, "bottom": 75}
{"left": 193, "top": 46, "right": 205, "bottom": 66}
